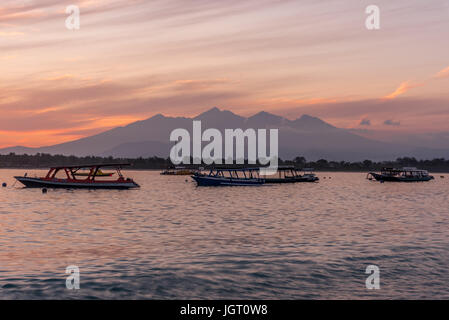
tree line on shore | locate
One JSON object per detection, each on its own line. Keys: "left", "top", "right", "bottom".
{"left": 1, "top": 153, "right": 449, "bottom": 172}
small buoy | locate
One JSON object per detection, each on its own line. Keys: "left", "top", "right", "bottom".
{"left": 2, "top": 182, "right": 6, "bottom": 187}
{"left": 441, "top": 176, "right": 445, "bottom": 179}
{"left": 42, "top": 188, "right": 48, "bottom": 194}
{"left": 329, "top": 177, "right": 332, "bottom": 179}
{"left": 185, "top": 179, "right": 188, "bottom": 182}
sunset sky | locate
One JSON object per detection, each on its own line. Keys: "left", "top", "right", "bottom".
{"left": 1, "top": 0, "right": 448, "bottom": 147}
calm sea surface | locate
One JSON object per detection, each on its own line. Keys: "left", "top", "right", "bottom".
{"left": 0, "top": 169, "right": 448, "bottom": 299}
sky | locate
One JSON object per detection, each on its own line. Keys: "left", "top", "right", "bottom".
{"left": 1, "top": 0, "right": 448, "bottom": 148}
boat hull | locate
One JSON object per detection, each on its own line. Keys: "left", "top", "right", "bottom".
{"left": 295, "top": 176, "right": 319, "bottom": 182}
{"left": 15, "top": 177, "right": 140, "bottom": 189}
{"left": 161, "top": 172, "right": 195, "bottom": 176}
{"left": 192, "top": 175, "right": 264, "bottom": 186}
{"left": 369, "top": 173, "right": 434, "bottom": 182}
{"left": 263, "top": 173, "right": 319, "bottom": 183}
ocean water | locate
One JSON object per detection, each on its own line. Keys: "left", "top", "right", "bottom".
{"left": 0, "top": 169, "right": 448, "bottom": 300}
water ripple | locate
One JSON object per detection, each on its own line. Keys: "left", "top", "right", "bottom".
{"left": 0, "top": 170, "right": 448, "bottom": 299}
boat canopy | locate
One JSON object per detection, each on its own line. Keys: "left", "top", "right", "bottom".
{"left": 382, "top": 167, "right": 429, "bottom": 173}
{"left": 211, "top": 168, "right": 261, "bottom": 172}
{"left": 210, "top": 166, "right": 303, "bottom": 172}
{"left": 49, "top": 163, "right": 131, "bottom": 170}
{"left": 43, "top": 163, "right": 132, "bottom": 181}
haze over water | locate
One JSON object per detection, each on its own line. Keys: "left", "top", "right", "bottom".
{"left": 0, "top": 170, "right": 448, "bottom": 299}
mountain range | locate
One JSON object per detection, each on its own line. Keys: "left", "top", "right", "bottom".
{"left": 1, "top": 107, "right": 448, "bottom": 161}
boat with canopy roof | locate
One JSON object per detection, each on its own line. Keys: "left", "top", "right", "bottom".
{"left": 262, "top": 166, "right": 319, "bottom": 183}
{"left": 14, "top": 163, "right": 140, "bottom": 189}
{"left": 367, "top": 167, "right": 434, "bottom": 182}
{"left": 160, "top": 166, "right": 198, "bottom": 176}
{"left": 192, "top": 168, "right": 265, "bottom": 186}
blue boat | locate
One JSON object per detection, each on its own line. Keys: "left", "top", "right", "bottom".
{"left": 367, "top": 167, "right": 434, "bottom": 182}
{"left": 192, "top": 168, "right": 265, "bottom": 186}
{"left": 295, "top": 168, "right": 319, "bottom": 182}
{"left": 261, "top": 166, "right": 320, "bottom": 183}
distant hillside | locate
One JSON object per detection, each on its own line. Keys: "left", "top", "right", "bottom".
{"left": 1, "top": 154, "right": 449, "bottom": 172}
{"left": 1, "top": 107, "right": 449, "bottom": 161}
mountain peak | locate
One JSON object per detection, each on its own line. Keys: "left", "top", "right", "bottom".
{"left": 196, "top": 107, "right": 221, "bottom": 117}
{"left": 298, "top": 114, "right": 321, "bottom": 121}
{"left": 293, "top": 114, "right": 336, "bottom": 130}
{"left": 195, "top": 107, "right": 243, "bottom": 120}
{"left": 247, "top": 111, "right": 286, "bottom": 126}
{"left": 151, "top": 113, "right": 165, "bottom": 119}
{"left": 209, "top": 106, "right": 221, "bottom": 112}
{"left": 125, "top": 113, "right": 167, "bottom": 128}
{"left": 253, "top": 111, "right": 276, "bottom": 117}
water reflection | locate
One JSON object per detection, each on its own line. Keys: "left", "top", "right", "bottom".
{"left": 0, "top": 170, "right": 448, "bottom": 299}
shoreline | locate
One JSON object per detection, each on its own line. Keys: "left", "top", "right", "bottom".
{"left": 1, "top": 167, "right": 448, "bottom": 173}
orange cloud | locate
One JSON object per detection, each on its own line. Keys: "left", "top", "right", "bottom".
{"left": 0, "top": 54, "right": 17, "bottom": 60}
{"left": 42, "top": 74, "right": 75, "bottom": 82}
{"left": 0, "top": 129, "right": 81, "bottom": 148}
{"left": 383, "top": 81, "right": 422, "bottom": 100}
{"left": 0, "top": 31, "right": 24, "bottom": 37}
{"left": 435, "top": 66, "right": 449, "bottom": 79}
{"left": 173, "top": 79, "right": 232, "bottom": 91}
{"left": 265, "top": 97, "right": 340, "bottom": 106}
{"left": 0, "top": 9, "right": 45, "bottom": 24}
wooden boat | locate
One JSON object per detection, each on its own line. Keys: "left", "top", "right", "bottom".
{"left": 262, "top": 166, "right": 319, "bottom": 183}
{"left": 161, "top": 166, "right": 197, "bottom": 176}
{"left": 192, "top": 168, "right": 265, "bottom": 186}
{"left": 367, "top": 167, "right": 434, "bottom": 182}
{"left": 295, "top": 168, "right": 319, "bottom": 182}
{"left": 262, "top": 166, "right": 299, "bottom": 183}
{"left": 14, "top": 163, "right": 140, "bottom": 189}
